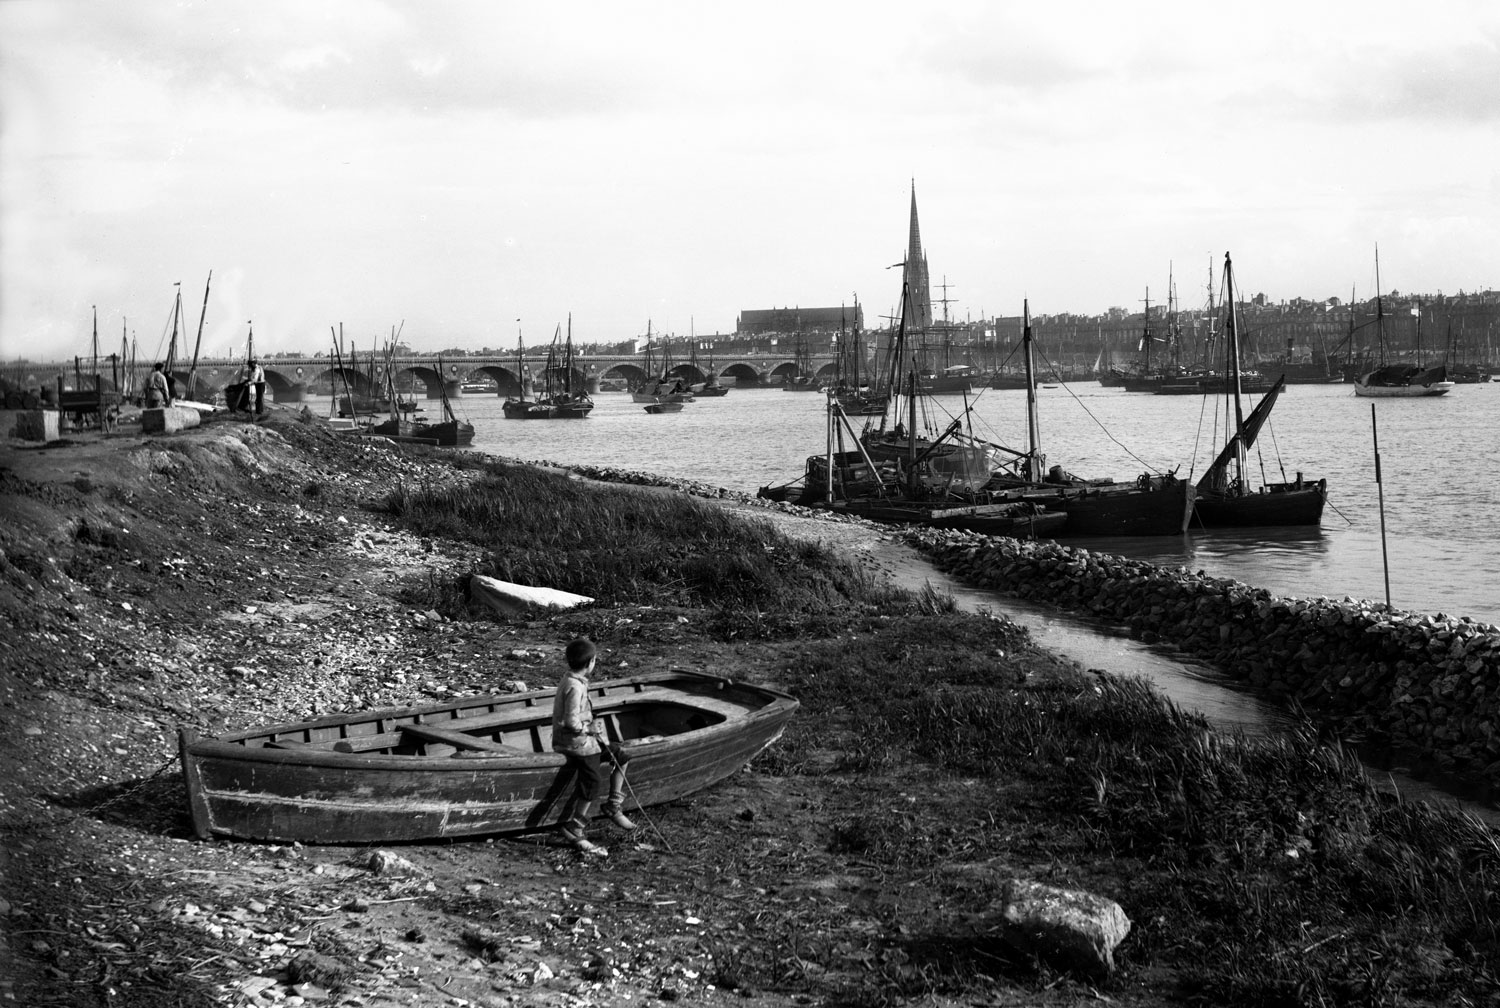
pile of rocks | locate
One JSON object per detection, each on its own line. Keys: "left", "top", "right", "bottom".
{"left": 906, "top": 528, "right": 1500, "bottom": 786}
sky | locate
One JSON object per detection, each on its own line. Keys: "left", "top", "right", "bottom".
{"left": 2, "top": 0, "right": 1498, "bottom": 363}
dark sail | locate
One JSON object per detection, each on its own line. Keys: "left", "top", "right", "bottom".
{"left": 1196, "top": 376, "right": 1286, "bottom": 495}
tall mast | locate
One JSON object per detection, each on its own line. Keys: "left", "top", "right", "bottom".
{"left": 188, "top": 270, "right": 211, "bottom": 395}
{"left": 121, "top": 318, "right": 130, "bottom": 396}
{"left": 1414, "top": 300, "right": 1423, "bottom": 366}
{"left": 1022, "top": 299, "right": 1041, "bottom": 478}
{"left": 1223, "top": 253, "right": 1247, "bottom": 487}
{"left": 1374, "top": 244, "right": 1385, "bottom": 365}
{"left": 1141, "top": 288, "right": 1152, "bottom": 371}
{"left": 1166, "top": 263, "right": 1178, "bottom": 368}
{"left": 90, "top": 306, "right": 100, "bottom": 387}
{"left": 167, "top": 282, "right": 182, "bottom": 374}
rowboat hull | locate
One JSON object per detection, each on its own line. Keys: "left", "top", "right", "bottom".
{"left": 1193, "top": 481, "right": 1326, "bottom": 528}
{"left": 1353, "top": 364, "right": 1454, "bottom": 397}
{"left": 1030, "top": 477, "right": 1196, "bottom": 536}
{"left": 180, "top": 671, "right": 797, "bottom": 844}
{"left": 1352, "top": 382, "right": 1454, "bottom": 397}
{"left": 411, "top": 419, "right": 475, "bottom": 445}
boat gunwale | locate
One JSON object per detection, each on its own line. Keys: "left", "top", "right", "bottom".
{"left": 183, "top": 703, "right": 797, "bottom": 771}
{"left": 184, "top": 670, "right": 797, "bottom": 762}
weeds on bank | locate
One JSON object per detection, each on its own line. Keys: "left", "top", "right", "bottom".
{"left": 762, "top": 622, "right": 1500, "bottom": 1005}
{"left": 381, "top": 464, "right": 909, "bottom": 617}
{"left": 381, "top": 465, "right": 1500, "bottom": 1004}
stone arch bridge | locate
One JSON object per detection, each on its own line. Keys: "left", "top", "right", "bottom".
{"left": 18, "top": 351, "right": 844, "bottom": 403}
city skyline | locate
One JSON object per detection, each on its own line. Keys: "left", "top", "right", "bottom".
{"left": 3, "top": 1, "right": 1498, "bottom": 362}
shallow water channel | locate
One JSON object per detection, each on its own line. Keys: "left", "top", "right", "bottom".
{"left": 879, "top": 550, "right": 1500, "bottom": 829}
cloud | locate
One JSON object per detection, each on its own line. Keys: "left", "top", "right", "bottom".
{"left": 1335, "top": 36, "right": 1500, "bottom": 123}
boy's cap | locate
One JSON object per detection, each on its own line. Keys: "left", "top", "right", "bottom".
{"left": 565, "top": 637, "right": 596, "bottom": 669}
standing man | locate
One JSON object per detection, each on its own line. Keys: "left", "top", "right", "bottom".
{"left": 241, "top": 358, "right": 266, "bottom": 415}
{"left": 145, "top": 362, "right": 172, "bottom": 408}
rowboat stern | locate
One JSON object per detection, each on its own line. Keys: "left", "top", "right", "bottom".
{"left": 178, "top": 726, "right": 215, "bottom": 840}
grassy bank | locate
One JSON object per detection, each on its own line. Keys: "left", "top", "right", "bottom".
{"left": 382, "top": 461, "right": 1500, "bottom": 1007}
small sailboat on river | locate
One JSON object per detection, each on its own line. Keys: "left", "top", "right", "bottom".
{"left": 632, "top": 323, "right": 695, "bottom": 407}
{"left": 1191, "top": 254, "right": 1326, "bottom": 527}
{"left": 1353, "top": 247, "right": 1454, "bottom": 398}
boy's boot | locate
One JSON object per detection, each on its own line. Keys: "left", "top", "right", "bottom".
{"left": 602, "top": 778, "right": 637, "bottom": 830}
{"left": 559, "top": 813, "right": 607, "bottom": 857}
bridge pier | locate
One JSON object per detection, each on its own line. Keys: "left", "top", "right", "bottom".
{"left": 441, "top": 379, "right": 462, "bottom": 400}
{"left": 280, "top": 383, "right": 308, "bottom": 403}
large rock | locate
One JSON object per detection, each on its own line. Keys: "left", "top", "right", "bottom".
{"left": 999, "top": 878, "right": 1131, "bottom": 978}
{"left": 7, "top": 410, "right": 59, "bottom": 442}
{"left": 469, "top": 574, "right": 594, "bottom": 618}
{"left": 141, "top": 406, "right": 203, "bottom": 434}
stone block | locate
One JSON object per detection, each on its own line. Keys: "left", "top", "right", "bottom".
{"left": 141, "top": 406, "right": 203, "bottom": 434}
{"left": 1000, "top": 878, "right": 1132, "bottom": 978}
{"left": 11, "top": 410, "right": 61, "bottom": 442}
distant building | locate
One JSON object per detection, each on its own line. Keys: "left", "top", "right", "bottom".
{"left": 736, "top": 305, "right": 864, "bottom": 336}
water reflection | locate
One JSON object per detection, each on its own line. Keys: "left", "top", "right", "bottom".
{"left": 1078, "top": 526, "right": 1331, "bottom": 576}
{"left": 878, "top": 549, "right": 1294, "bottom": 736}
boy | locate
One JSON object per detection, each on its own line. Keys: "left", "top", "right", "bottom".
{"left": 551, "top": 637, "right": 636, "bottom": 856}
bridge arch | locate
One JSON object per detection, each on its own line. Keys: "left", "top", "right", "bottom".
{"left": 717, "top": 362, "right": 764, "bottom": 386}
{"left": 456, "top": 365, "right": 523, "bottom": 396}
{"left": 599, "top": 363, "right": 652, "bottom": 389}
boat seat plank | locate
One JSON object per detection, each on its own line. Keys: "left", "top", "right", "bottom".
{"left": 265, "top": 738, "right": 318, "bottom": 749}
{"left": 400, "top": 723, "right": 532, "bottom": 755}
{"left": 417, "top": 703, "right": 551, "bottom": 733}
{"left": 610, "top": 688, "right": 745, "bottom": 718}
{"left": 331, "top": 733, "right": 403, "bottom": 753}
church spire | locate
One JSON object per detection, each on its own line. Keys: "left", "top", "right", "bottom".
{"left": 902, "top": 180, "right": 933, "bottom": 331}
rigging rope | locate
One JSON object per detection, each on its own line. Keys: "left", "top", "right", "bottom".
{"left": 1030, "top": 342, "right": 1164, "bottom": 474}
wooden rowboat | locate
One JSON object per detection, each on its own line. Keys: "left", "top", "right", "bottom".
{"left": 179, "top": 670, "right": 798, "bottom": 844}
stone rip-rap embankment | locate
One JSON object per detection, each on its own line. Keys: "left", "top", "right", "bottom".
{"left": 904, "top": 527, "right": 1500, "bottom": 789}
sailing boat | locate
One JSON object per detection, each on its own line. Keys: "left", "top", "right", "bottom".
{"left": 541, "top": 316, "right": 594, "bottom": 419}
{"left": 1108, "top": 288, "right": 1175, "bottom": 392}
{"left": 1353, "top": 247, "right": 1454, "bottom": 397}
{"left": 502, "top": 335, "right": 552, "bottom": 419}
{"left": 631, "top": 323, "right": 694, "bottom": 406}
{"left": 757, "top": 360, "right": 1068, "bottom": 538}
{"left": 410, "top": 355, "right": 475, "bottom": 445}
{"left": 859, "top": 284, "right": 992, "bottom": 484}
{"left": 689, "top": 325, "right": 730, "bottom": 397}
{"left": 1191, "top": 254, "right": 1327, "bottom": 527}
{"left": 982, "top": 301, "right": 1197, "bottom": 536}
{"left": 359, "top": 343, "right": 420, "bottom": 440}
{"left": 830, "top": 304, "right": 887, "bottom": 415}
{"left": 782, "top": 336, "right": 822, "bottom": 391}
